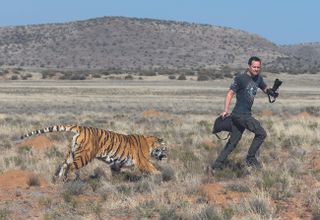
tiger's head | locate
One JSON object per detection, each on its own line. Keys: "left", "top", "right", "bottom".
{"left": 145, "top": 136, "right": 167, "bottom": 161}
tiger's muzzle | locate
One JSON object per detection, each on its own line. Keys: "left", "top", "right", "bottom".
{"left": 151, "top": 147, "right": 167, "bottom": 160}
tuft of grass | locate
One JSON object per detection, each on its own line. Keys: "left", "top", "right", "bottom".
{"left": 62, "top": 180, "right": 87, "bottom": 196}
{"left": 136, "top": 200, "right": 157, "bottom": 219}
{"left": 193, "top": 205, "right": 224, "bottom": 220}
{"left": 27, "top": 174, "right": 40, "bottom": 187}
{"left": 61, "top": 191, "right": 77, "bottom": 207}
{"left": 159, "top": 205, "right": 180, "bottom": 220}
{"left": 241, "top": 190, "right": 275, "bottom": 218}
{"left": 255, "top": 169, "right": 293, "bottom": 200}
{"left": 222, "top": 207, "right": 234, "bottom": 220}
{"left": 16, "top": 145, "right": 32, "bottom": 154}
{"left": 178, "top": 150, "right": 202, "bottom": 174}
{"left": 249, "top": 197, "right": 269, "bottom": 216}
{"left": 45, "top": 146, "right": 64, "bottom": 159}
{"left": 312, "top": 207, "right": 320, "bottom": 220}
{"left": 116, "top": 184, "right": 132, "bottom": 196}
{"left": 133, "top": 179, "right": 152, "bottom": 194}
{"left": 89, "top": 201, "right": 103, "bottom": 219}
{"left": 38, "top": 197, "right": 52, "bottom": 209}
{"left": 161, "top": 165, "right": 175, "bottom": 182}
{"left": 13, "top": 156, "right": 27, "bottom": 169}
{"left": 87, "top": 178, "right": 102, "bottom": 192}
{"left": 0, "top": 139, "right": 12, "bottom": 149}
{"left": 0, "top": 208, "right": 11, "bottom": 220}
{"left": 225, "top": 182, "right": 250, "bottom": 192}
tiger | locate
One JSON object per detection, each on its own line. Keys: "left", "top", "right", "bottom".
{"left": 20, "top": 125, "right": 167, "bottom": 181}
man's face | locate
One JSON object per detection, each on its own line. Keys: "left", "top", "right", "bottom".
{"left": 248, "top": 60, "right": 261, "bottom": 76}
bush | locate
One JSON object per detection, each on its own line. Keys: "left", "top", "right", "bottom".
{"left": 41, "top": 71, "right": 57, "bottom": 79}
{"left": 177, "top": 74, "right": 186, "bottom": 80}
{"left": 139, "top": 70, "right": 157, "bottom": 76}
{"left": 168, "top": 75, "right": 176, "bottom": 80}
{"left": 11, "top": 75, "right": 19, "bottom": 80}
{"left": 125, "top": 74, "right": 134, "bottom": 80}
{"left": 92, "top": 73, "right": 101, "bottom": 78}
{"left": 70, "top": 74, "right": 86, "bottom": 80}
{"left": 197, "top": 75, "right": 210, "bottom": 81}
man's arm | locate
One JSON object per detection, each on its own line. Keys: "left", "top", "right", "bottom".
{"left": 262, "top": 86, "right": 268, "bottom": 93}
{"left": 221, "top": 89, "right": 234, "bottom": 118}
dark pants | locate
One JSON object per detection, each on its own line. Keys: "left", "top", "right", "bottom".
{"left": 214, "top": 113, "right": 267, "bottom": 164}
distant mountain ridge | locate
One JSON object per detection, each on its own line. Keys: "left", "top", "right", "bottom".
{"left": 0, "top": 16, "right": 319, "bottom": 73}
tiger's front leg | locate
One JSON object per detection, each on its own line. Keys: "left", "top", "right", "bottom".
{"left": 53, "top": 142, "right": 79, "bottom": 182}
{"left": 53, "top": 154, "right": 74, "bottom": 182}
{"left": 110, "top": 162, "right": 122, "bottom": 175}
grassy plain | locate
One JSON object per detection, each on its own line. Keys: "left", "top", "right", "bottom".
{"left": 0, "top": 73, "right": 319, "bottom": 219}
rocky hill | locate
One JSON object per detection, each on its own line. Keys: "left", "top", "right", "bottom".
{"left": 272, "top": 43, "right": 320, "bottom": 74}
{"left": 0, "top": 16, "right": 319, "bottom": 74}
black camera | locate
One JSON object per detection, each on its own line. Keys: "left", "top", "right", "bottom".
{"left": 268, "top": 78, "right": 282, "bottom": 103}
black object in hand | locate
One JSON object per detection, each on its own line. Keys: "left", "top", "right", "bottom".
{"left": 267, "top": 88, "right": 279, "bottom": 98}
{"left": 268, "top": 78, "right": 282, "bottom": 103}
{"left": 272, "top": 78, "right": 282, "bottom": 92}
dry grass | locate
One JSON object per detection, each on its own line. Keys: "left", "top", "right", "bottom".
{"left": 0, "top": 73, "right": 319, "bottom": 219}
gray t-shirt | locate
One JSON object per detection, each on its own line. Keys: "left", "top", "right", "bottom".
{"left": 230, "top": 72, "right": 267, "bottom": 114}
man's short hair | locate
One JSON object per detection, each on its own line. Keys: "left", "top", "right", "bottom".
{"left": 248, "top": 56, "right": 261, "bottom": 65}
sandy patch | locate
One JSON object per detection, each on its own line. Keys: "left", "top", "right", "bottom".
{"left": 16, "top": 135, "right": 53, "bottom": 150}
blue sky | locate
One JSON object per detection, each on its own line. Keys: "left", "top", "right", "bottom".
{"left": 1, "top": 0, "right": 319, "bottom": 45}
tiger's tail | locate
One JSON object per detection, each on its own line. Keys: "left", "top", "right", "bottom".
{"left": 20, "top": 125, "right": 80, "bottom": 140}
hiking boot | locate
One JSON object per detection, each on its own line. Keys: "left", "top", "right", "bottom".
{"left": 211, "top": 161, "right": 224, "bottom": 171}
{"left": 245, "top": 157, "right": 262, "bottom": 169}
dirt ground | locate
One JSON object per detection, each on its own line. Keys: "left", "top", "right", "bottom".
{"left": 0, "top": 136, "right": 317, "bottom": 219}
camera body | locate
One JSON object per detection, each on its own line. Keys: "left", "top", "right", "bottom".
{"left": 268, "top": 78, "right": 282, "bottom": 103}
